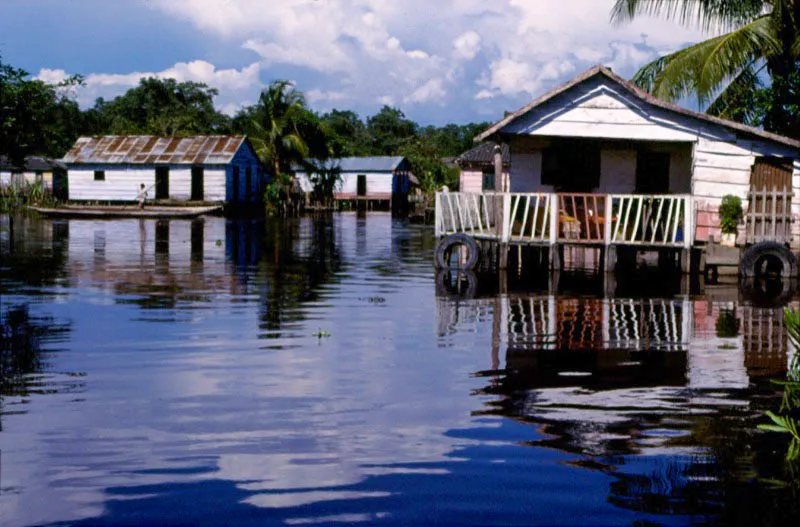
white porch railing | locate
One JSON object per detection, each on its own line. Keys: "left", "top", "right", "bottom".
{"left": 608, "top": 194, "right": 694, "bottom": 248}
{"left": 436, "top": 191, "right": 695, "bottom": 248}
{"left": 435, "top": 192, "right": 501, "bottom": 239}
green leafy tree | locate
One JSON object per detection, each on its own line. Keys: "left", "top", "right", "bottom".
{"left": 611, "top": 0, "right": 800, "bottom": 138}
{"left": 366, "top": 106, "right": 417, "bottom": 155}
{"left": 319, "top": 109, "right": 371, "bottom": 156}
{"left": 1, "top": 56, "right": 83, "bottom": 163}
{"left": 89, "top": 77, "right": 229, "bottom": 136}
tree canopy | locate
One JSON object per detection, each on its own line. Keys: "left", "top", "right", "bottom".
{"left": 1, "top": 57, "right": 83, "bottom": 166}
{"left": 0, "top": 55, "right": 486, "bottom": 194}
{"left": 84, "top": 77, "right": 230, "bottom": 136}
{"left": 611, "top": 0, "right": 800, "bottom": 137}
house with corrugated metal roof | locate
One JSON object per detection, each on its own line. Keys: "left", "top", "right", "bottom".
{"left": 61, "top": 136, "right": 264, "bottom": 205}
{"left": 294, "top": 156, "right": 417, "bottom": 210}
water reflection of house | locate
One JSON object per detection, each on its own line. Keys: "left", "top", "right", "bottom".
{"left": 437, "top": 285, "right": 798, "bottom": 517}
{"left": 437, "top": 286, "right": 796, "bottom": 389}
{"left": 61, "top": 218, "right": 243, "bottom": 305}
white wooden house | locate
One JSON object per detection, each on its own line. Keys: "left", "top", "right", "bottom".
{"left": 61, "top": 136, "right": 264, "bottom": 205}
{"left": 295, "top": 156, "right": 417, "bottom": 209}
{"left": 0, "top": 156, "right": 64, "bottom": 194}
{"left": 437, "top": 65, "right": 800, "bottom": 266}
{"left": 471, "top": 64, "right": 800, "bottom": 245}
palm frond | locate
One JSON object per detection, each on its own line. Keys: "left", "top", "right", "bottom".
{"left": 632, "top": 15, "right": 776, "bottom": 103}
{"left": 705, "top": 63, "right": 765, "bottom": 123}
{"left": 611, "top": 0, "right": 766, "bottom": 32}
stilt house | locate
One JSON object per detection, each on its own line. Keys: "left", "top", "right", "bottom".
{"left": 436, "top": 65, "right": 800, "bottom": 268}
{"left": 295, "top": 156, "right": 417, "bottom": 210}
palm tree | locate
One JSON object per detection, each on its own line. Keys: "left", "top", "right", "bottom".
{"left": 611, "top": 0, "right": 800, "bottom": 137}
{"left": 249, "top": 80, "right": 311, "bottom": 181}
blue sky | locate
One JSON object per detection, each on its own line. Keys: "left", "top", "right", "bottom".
{"left": 0, "top": 0, "right": 707, "bottom": 125}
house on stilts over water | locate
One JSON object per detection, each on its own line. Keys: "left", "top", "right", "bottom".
{"left": 436, "top": 65, "right": 800, "bottom": 277}
{"left": 294, "top": 156, "right": 418, "bottom": 212}
{"left": 61, "top": 136, "right": 265, "bottom": 208}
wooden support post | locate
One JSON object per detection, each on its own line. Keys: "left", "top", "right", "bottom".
{"left": 680, "top": 248, "right": 691, "bottom": 274}
{"left": 604, "top": 244, "right": 617, "bottom": 272}
{"left": 499, "top": 243, "right": 509, "bottom": 270}
{"left": 549, "top": 244, "right": 561, "bottom": 272}
{"left": 493, "top": 144, "right": 504, "bottom": 192}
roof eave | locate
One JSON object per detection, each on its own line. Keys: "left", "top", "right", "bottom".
{"left": 474, "top": 65, "right": 800, "bottom": 151}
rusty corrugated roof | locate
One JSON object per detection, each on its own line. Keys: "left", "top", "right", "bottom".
{"left": 62, "top": 136, "right": 248, "bottom": 165}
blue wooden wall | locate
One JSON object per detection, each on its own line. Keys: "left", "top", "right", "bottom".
{"left": 226, "top": 140, "right": 266, "bottom": 203}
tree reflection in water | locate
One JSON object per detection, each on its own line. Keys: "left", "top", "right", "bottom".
{"left": 0, "top": 304, "right": 75, "bottom": 430}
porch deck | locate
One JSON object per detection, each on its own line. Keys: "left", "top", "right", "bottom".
{"left": 435, "top": 191, "right": 695, "bottom": 249}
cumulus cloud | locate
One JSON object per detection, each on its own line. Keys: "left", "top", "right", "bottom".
{"left": 36, "top": 60, "right": 262, "bottom": 115}
{"left": 131, "top": 0, "right": 711, "bottom": 122}
{"left": 453, "top": 31, "right": 482, "bottom": 61}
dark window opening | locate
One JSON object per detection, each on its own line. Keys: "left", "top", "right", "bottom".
{"left": 94, "top": 170, "right": 105, "bottom": 181}
{"left": 357, "top": 174, "right": 367, "bottom": 196}
{"left": 541, "top": 142, "right": 600, "bottom": 192}
{"left": 191, "top": 166, "right": 204, "bottom": 201}
{"left": 635, "top": 151, "right": 670, "bottom": 194}
{"left": 482, "top": 169, "right": 496, "bottom": 191}
{"left": 155, "top": 166, "right": 169, "bottom": 199}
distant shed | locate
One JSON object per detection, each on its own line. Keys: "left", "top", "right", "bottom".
{"left": 0, "top": 156, "right": 65, "bottom": 194}
{"left": 456, "top": 143, "right": 510, "bottom": 193}
{"left": 61, "top": 136, "right": 264, "bottom": 204}
{"left": 295, "top": 156, "right": 417, "bottom": 210}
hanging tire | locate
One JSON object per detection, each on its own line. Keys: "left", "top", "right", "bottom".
{"left": 434, "top": 233, "right": 480, "bottom": 270}
{"left": 739, "top": 241, "right": 798, "bottom": 278}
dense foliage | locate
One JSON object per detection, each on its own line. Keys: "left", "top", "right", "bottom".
{"left": 0, "top": 56, "right": 487, "bottom": 199}
{"left": 611, "top": 0, "right": 800, "bottom": 138}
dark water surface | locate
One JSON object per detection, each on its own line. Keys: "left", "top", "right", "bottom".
{"left": 1, "top": 213, "right": 799, "bottom": 526}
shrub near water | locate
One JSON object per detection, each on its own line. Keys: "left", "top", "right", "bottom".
{"left": 0, "top": 182, "right": 56, "bottom": 212}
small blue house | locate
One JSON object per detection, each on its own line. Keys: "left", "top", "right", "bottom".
{"left": 61, "top": 136, "right": 265, "bottom": 204}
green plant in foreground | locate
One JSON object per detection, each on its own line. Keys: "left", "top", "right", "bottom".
{"left": 758, "top": 309, "right": 800, "bottom": 461}
{"left": 719, "top": 195, "right": 744, "bottom": 235}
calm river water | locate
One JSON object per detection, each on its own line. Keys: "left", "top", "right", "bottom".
{"left": 1, "top": 213, "right": 799, "bottom": 526}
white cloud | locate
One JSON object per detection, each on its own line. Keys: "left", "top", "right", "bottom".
{"left": 404, "top": 78, "right": 446, "bottom": 104}
{"left": 453, "top": 31, "right": 482, "bottom": 61}
{"left": 134, "top": 0, "right": 713, "bottom": 122}
{"left": 36, "top": 60, "right": 262, "bottom": 115}
{"left": 36, "top": 68, "right": 69, "bottom": 84}
{"left": 306, "top": 89, "right": 348, "bottom": 103}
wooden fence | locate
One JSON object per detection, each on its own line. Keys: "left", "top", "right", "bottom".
{"left": 745, "top": 186, "right": 792, "bottom": 244}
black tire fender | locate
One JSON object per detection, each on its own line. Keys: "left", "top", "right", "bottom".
{"left": 434, "top": 233, "right": 480, "bottom": 270}
{"left": 739, "top": 241, "right": 798, "bottom": 278}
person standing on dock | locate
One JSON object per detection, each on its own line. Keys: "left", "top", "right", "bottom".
{"left": 137, "top": 183, "right": 148, "bottom": 209}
